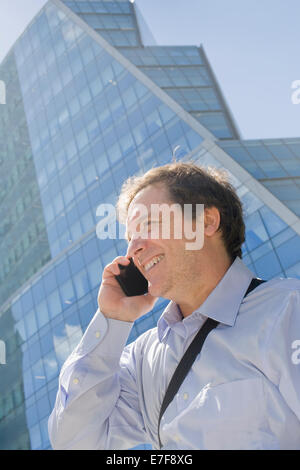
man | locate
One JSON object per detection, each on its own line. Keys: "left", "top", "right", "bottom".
{"left": 48, "top": 162, "right": 300, "bottom": 449}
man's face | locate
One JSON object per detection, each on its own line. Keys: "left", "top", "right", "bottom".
{"left": 125, "top": 183, "right": 203, "bottom": 300}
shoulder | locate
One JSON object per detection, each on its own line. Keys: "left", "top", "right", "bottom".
{"left": 246, "top": 277, "right": 300, "bottom": 300}
{"left": 259, "top": 280, "right": 300, "bottom": 378}
{"left": 265, "top": 277, "right": 300, "bottom": 292}
{"left": 265, "top": 277, "right": 300, "bottom": 317}
{"left": 241, "top": 277, "right": 300, "bottom": 325}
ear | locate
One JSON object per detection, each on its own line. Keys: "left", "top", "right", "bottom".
{"left": 204, "top": 207, "right": 220, "bottom": 237}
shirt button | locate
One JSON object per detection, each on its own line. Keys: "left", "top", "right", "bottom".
{"left": 174, "top": 435, "right": 180, "bottom": 442}
{"left": 95, "top": 331, "right": 101, "bottom": 338}
{"left": 183, "top": 392, "right": 189, "bottom": 400}
{"left": 73, "top": 378, "right": 79, "bottom": 385}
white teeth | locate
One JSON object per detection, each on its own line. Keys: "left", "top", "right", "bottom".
{"left": 144, "top": 255, "right": 164, "bottom": 272}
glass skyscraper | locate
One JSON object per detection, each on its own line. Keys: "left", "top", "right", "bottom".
{"left": 0, "top": 0, "right": 299, "bottom": 450}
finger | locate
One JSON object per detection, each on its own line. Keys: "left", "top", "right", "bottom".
{"left": 113, "top": 256, "right": 131, "bottom": 265}
{"left": 103, "top": 256, "right": 130, "bottom": 277}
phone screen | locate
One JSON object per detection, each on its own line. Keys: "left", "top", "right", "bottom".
{"left": 115, "top": 258, "right": 148, "bottom": 297}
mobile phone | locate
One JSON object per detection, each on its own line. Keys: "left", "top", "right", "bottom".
{"left": 115, "top": 258, "right": 148, "bottom": 297}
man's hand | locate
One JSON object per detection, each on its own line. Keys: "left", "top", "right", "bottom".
{"left": 98, "top": 256, "right": 158, "bottom": 322}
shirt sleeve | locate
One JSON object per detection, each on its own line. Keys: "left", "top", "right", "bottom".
{"left": 48, "top": 309, "right": 150, "bottom": 450}
{"left": 263, "top": 286, "right": 300, "bottom": 422}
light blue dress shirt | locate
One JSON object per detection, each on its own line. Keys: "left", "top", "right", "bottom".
{"left": 48, "top": 257, "right": 300, "bottom": 450}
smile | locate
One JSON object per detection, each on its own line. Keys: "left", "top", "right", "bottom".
{"left": 144, "top": 255, "right": 164, "bottom": 272}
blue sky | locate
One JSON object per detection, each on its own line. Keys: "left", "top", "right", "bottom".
{"left": 1, "top": 0, "right": 300, "bottom": 140}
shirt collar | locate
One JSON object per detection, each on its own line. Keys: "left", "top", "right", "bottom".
{"left": 157, "top": 257, "right": 254, "bottom": 342}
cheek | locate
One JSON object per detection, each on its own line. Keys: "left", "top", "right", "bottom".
{"left": 176, "top": 250, "right": 196, "bottom": 273}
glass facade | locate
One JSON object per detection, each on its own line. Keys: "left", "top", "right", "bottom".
{"left": 0, "top": 53, "right": 51, "bottom": 309}
{"left": 63, "top": 0, "right": 142, "bottom": 47}
{"left": 0, "top": 0, "right": 299, "bottom": 451}
{"left": 117, "top": 45, "right": 240, "bottom": 139}
{"left": 64, "top": 0, "right": 240, "bottom": 140}
{"left": 0, "top": 51, "right": 51, "bottom": 451}
{"left": 219, "top": 139, "right": 300, "bottom": 216}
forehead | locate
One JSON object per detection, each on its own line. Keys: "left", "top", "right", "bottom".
{"left": 130, "top": 183, "right": 171, "bottom": 209}
{"left": 126, "top": 184, "right": 172, "bottom": 225}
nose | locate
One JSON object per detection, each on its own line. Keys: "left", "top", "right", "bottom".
{"left": 126, "top": 236, "right": 147, "bottom": 261}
